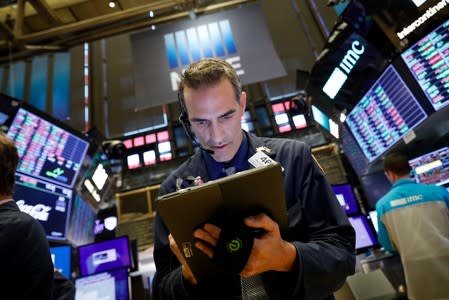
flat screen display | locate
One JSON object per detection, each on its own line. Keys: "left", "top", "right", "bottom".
{"left": 78, "top": 236, "right": 131, "bottom": 276}
{"left": 345, "top": 65, "right": 428, "bottom": 162}
{"left": 408, "top": 147, "right": 449, "bottom": 186}
{"left": 348, "top": 215, "right": 378, "bottom": 252}
{"left": 341, "top": 124, "right": 370, "bottom": 177}
{"left": 331, "top": 184, "right": 359, "bottom": 215}
{"left": 7, "top": 105, "right": 89, "bottom": 188}
{"left": 359, "top": 171, "right": 392, "bottom": 210}
{"left": 50, "top": 245, "right": 72, "bottom": 278}
{"left": 13, "top": 174, "right": 72, "bottom": 240}
{"left": 75, "top": 268, "right": 129, "bottom": 300}
{"left": 400, "top": 19, "right": 449, "bottom": 111}
{"left": 66, "top": 194, "right": 96, "bottom": 247}
{"left": 368, "top": 210, "right": 379, "bottom": 233}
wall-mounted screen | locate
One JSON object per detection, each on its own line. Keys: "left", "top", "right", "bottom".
{"left": 50, "top": 245, "right": 72, "bottom": 279}
{"left": 75, "top": 268, "right": 129, "bottom": 300}
{"left": 6, "top": 105, "right": 89, "bottom": 188}
{"left": 348, "top": 215, "right": 378, "bottom": 252}
{"left": 13, "top": 174, "right": 72, "bottom": 240}
{"left": 341, "top": 124, "right": 370, "bottom": 177}
{"left": 331, "top": 184, "right": 359, "bottom": 215}
{"left": 78, "top": 236, "right": 131, "bottom": 277}
{"left": 400, "top": 19, "right": 449, "bottom": 111}
{"left": 345, "top": 65, "right": 428, "bottom": 162}
{"left": 408, "top": 147, "right": 449, "bottom": 186}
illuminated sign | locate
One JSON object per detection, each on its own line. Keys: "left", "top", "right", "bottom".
{"left": 322, "top": 40, "right": 365, "bottom": 99}
{"left": 396, "top": 0, "right": 449, "bottom": 40}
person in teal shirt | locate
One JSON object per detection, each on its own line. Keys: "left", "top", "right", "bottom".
{"left": 376, "top": 151, "right": 449, "bottom": 300}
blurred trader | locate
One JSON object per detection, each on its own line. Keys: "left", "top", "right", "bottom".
{"left": 152, "top": 58, "right": 355, "bottom": 299}
{"left": 0, "top": 133, "right": 54, "bottom": 299}
{"left": 376, "top": 151, "right": 449, "bottom": 300}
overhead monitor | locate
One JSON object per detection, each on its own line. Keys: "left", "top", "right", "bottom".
{"left": 331, "top": 184, "right": 360, "bottom": 215}
{"left": 6, "top": 104, "right": 89, "bottom": 188}
{"left": 340, "top": 124, "right": 370, "bottom": 177}
{"left": 408, "top": 147, "right": 449, "bottom": 186}
{"left": 400, "top": 19, "right": 449, "bottom": 111}
{"left": 13, "top": 174, "right": 72, "bottom": 240}
{"left": 50, "top": 245, "right": 72, "bottom": 279}
{"left": 348, "top": 214, "right": 379, "bottom": 253}
{"left": 75, "top": 268, "right": 130, "bottom": 300}
{"left": 345, "top": 65, "right": 428, "bottom": 162}
{"left": 77, "top": 236, "right": 131, "bottom": 277}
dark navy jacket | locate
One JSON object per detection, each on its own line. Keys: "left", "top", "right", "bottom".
{"left": 152, "top": 132, "right": 355, "bottom": 299}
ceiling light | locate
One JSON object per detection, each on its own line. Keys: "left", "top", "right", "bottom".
{"left": 108, "top": 1, "right": 116, "bottom": 8}
{"left": 148, "top": 10, "right": 154, "bottom": 18}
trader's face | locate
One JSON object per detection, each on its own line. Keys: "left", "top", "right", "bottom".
{"left": 184, "top": 78, "right": 246, "bottom": 162}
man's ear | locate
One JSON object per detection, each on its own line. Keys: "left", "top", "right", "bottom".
{"left": 239, "top": 91, "right": 247, "bottom": 111}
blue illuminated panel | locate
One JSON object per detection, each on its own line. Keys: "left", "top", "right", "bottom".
{"left": 401, "top": 19, "right": 449, "bottom": 111}
{"left": 346, "top": 65, "right": 427, "bottom": 162}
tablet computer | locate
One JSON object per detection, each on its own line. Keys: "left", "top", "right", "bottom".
{"left": 155, "top": 163, "right": 288, "bottom": 281}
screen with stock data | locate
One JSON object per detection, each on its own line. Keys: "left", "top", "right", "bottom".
{"left": 7, "top": 107, "right": 89, "bottom": 188}
{"left": 401, "top": 19, "right": 449, "bottom": 111}
{"left": 408, "top": 147, "right": 449, "bottom": 186}
{"left": 345, "top": 65, "right": 428, "bottom": 162}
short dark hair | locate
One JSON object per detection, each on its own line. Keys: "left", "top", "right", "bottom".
{"left": 178, "top": 58, "right": 242, "bottom": 107}
{"left": 383, "top": 151, "right": 411, "bottom": 176}
{"left": 0, "top": 133, "right": 19, "bottom": 195}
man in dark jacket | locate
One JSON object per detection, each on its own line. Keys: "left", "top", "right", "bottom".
{"left": 152, "top": 58, "right": 355, "bottom": 299}
{"left": 0, "top": 133, "right": 54, "bottom": 300}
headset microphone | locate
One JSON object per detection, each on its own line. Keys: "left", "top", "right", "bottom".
{"left": 178, "top": 92, "right": 215, "bottom": 155}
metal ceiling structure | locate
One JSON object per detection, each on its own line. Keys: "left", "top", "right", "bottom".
{"left": 0, "top": 0, "right": 254, "bottom": 64}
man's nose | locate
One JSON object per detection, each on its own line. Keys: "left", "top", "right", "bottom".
{"left": 209, "top": 122, "right": 225, "bottom": 143}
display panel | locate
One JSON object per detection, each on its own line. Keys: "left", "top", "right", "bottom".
{"left": 408, "top": 147, "right": 449, "bottom": 186}
{"left": 341, "top": 124, "right": 370, "bottom": 177}
{"left": 13, "top": 174, "right": 72, "bottom": 240}
{"left": 0, "top": 93, "right": 19, "bottom": 129}
{"left": 75, "top": 268, "right": 129, "bottom": 300}
{"left": 348, "top": 215, "right": 378, "bottom": 252}
{"left": 7, "top": 105, "right": 89, "bottom": 188}
{"left": 346, "top": 65, "right": 428, "bottom": 162}
{"left": 50, "top": 245, "right": 72, "bottom": 279}
{"left": 368, "top": 210, "right": 379, "bottom": 233}
{"left": 67, "top": 194, "right": 96, "bottom": 246}
{"left": 401, "top": 19, "right": 449, "bottom": 111}
{"left": 359, "top": 171, "right": 392, "bottom": 210}
{"left": 78, "top": 236, "right": 131, "bottom": 276}
{"left": 331, "top": 184, "right": 359, "bottom": 215}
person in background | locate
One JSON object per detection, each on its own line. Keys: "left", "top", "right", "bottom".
{"left": 0, "top": 133, "right": 54, "bottom": 299}
{"left": 376, "top": 151, "right": 449, "bottom": 300}
{"left": 152, "top": 58, "right": 355, "bottom": 299}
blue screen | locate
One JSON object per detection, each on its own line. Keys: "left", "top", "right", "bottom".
{"left": 331, "top": 184, "right": 359, "bottom": 215}
{"left": 346, "top": 65, "right": 428, "bottom": 162}
{"left": 50, "top": 245, "right": 72, "bottom": 278}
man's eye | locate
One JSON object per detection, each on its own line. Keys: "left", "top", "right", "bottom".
{"left": 194, "top": 120, "right": 208, "bottom": 127}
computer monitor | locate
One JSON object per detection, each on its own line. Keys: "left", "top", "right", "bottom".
{"left": 400, "top": 19, "right": 449, "bottom": 112}
{"left": 13, "top": 173, "right": 72, "bottom": 240}
{"left": 359, "top": 171, "right": 392, "bottom": 210}
{"left": 77, "top": 236, "right": 131, "bottom": 277}
{"left": 50, "top": 245, "right": 72, "bottom": 279}
{"left": 0, "top": 93, "right": 20, "bottom": 130}
{"left": 331, "top": 183, "right": 360, "bottom": 215}
{"left": 408, "top": 147, "right": 449, "bottom": 187}
{"left": 348, "top": 215, "right": 379, "bottom": 253}
{"left": 345, "top": 64, "right": 428, "bottom": 163}
{"left": 75, "top": 268, "right": 130, "bottom": 300}
{"left": 6, "top": 104, "right": 90, "bottom": 189}
{"left": 368, "top": 210, "right": 379, "bottom": 233}
{"left": 66, "top": 194, "right": 96, "bottom": 247}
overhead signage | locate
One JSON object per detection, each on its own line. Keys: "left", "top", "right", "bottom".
{"left": 322, "top": 40, "right": 365, "bottom": 99}
{"left": 131, "top": 2, "right": 286, "bottom": 109}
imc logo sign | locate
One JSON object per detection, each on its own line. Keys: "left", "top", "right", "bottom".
{"left": 164, "top": 20, "right": 244, "bottom": 91}
{"left": 322, "top": 40, "right": 365, "bottom": 99}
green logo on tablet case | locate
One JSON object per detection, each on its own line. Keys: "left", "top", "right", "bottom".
{"left": 227, "top": 238, "right": 242, "bottom": 253}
